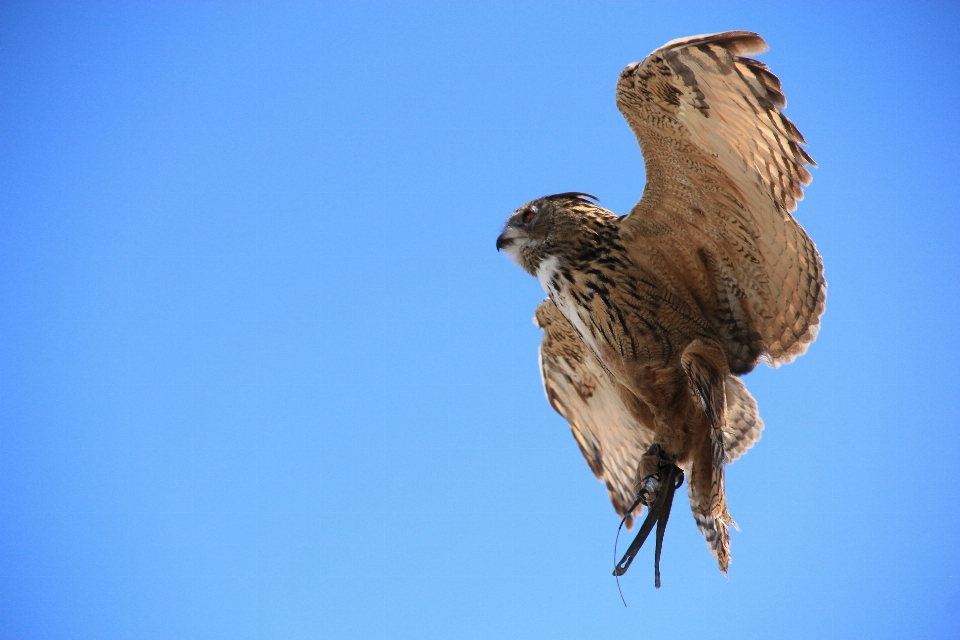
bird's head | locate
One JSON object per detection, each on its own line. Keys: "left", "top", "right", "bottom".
{"left": 496, "top": 192, "right": 607, "bottom": 275}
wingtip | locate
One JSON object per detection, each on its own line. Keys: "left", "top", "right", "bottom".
{"left": 658, "top": 30, "right": 768, "bottom": 57}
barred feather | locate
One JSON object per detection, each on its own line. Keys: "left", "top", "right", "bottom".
{"left": 502, "top": 31, "right": 823, "bottom": 581}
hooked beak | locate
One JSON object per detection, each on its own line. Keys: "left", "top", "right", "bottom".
{"left": 496, "top": 232, "right": 513, "bottom": 252}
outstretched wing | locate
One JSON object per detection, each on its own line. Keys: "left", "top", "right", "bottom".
{"left": 617, "top": 31, "right": 825, "bottom": 373}
{"left": 534, "top": 299, "right": 652, "bottom": 528}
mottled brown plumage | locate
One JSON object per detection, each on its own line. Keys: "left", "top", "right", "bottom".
{"left": 498, "top": 31, "right": 824, "bottom": 584}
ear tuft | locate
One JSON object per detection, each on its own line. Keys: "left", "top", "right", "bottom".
{"left": 544, "top": 192, "right": 599, "bottom": 203}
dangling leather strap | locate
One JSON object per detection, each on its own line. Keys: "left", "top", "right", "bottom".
{"left": 613, "top": 462, "right": 684, "bottom": 588}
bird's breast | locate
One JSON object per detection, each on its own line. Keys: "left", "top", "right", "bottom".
{"left": 537, "top": 256, "right": 605, "bottom": 364}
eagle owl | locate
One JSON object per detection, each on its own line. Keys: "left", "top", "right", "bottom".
{"left": 497, "top": 31, "right": 825, "bottom": 586}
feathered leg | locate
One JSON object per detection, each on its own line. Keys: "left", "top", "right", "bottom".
{"left": 681, "top": 341, "right": 735, "bottom": 574}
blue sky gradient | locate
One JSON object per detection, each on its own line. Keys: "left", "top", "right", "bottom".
{"left": 2, "top": 2, "right": 959, "bottom": 638}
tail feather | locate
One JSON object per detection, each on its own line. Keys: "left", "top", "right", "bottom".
{"left": 723, "top": 376, "right": 764, "bottom": 463}
{"left": 692, "top": 509, "right": 734, "bottom": 575}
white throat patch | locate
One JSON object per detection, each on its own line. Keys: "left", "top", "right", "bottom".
{"left": 537, "top": 256, "right": 602, "bottom": 360}
{"left": 499, "top": 228, "right": 527, "bottom": 266}
{"left": 535, "top": 255, "right": 560, "bottom": 294}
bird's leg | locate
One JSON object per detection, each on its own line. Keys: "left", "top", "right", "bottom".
{"left": 633, "top": 443, "right": 666, "bottom": 506}
{"left": 613, "top": 444, "right": 684, "bottom": 587}
{"left": 681, "top": 341, "right": 729, "bottom": 509}
{"left": 681, "top": 341, "right": 734, "bottom": 574}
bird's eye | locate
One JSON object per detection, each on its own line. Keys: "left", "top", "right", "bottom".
{"left": 523, "top": 208, "right": 537, "bottom": 224}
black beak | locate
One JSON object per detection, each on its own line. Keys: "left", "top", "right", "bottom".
{"left": 496, "top": 232, "right": 512, "bottom": 251}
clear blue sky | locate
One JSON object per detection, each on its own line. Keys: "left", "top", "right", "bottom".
{"left": 2, "top": 2, "right": 959, "bottom": 638}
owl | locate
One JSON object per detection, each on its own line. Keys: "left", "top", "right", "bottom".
{"left": 497, "top": 31, "right": 824, "bottom": 586}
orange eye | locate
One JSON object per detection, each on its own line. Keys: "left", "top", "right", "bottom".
{"left": 523, "top": 208, "right": 537, "bottom": 224}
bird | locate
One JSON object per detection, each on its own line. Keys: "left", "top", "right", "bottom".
{"left": 496, "top": 31, "right": 825, "bottom": 587}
